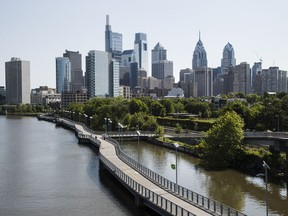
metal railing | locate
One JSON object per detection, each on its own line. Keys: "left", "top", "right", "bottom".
{"left": 99, "top": 152, "right": 196, "bottom": 216}
{"left": 57, "top": 117, "right": 246, "bottom": 216}
{"left": 245, "top": 131, "right": 288, "bottom": 139}
{"left": 104, "top": 136, "right": 246, "bottom": 216}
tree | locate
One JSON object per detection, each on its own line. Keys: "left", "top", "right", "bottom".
{"left": 155, "top": 125, "right": 165, "bottom": 138}
{"left": 174, "top": 123, "right": 183, "bottom": 134}
{"left": 201, "top": 111, "right": 244, "bottom": 168}
{"left": 129, "top": 98, "right": 149, "bottom": 114}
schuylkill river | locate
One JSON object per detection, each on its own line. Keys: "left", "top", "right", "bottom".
{"left": 0, "top": 116, "right": 287, "bottom": 215}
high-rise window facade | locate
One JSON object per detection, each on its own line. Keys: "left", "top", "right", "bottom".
{"left": 221, "top": 42, "right": 236, "bottom": 73}
{"left": 151, "top": 42, "right": 173, "bottom": 80}
{"left": 105, "top": 15, "right": 122, "bottom": 62}
{"left": 63, "top": 50, "right": 83, "bottom": 93}
{"left": 5, "top": 57, "right": 30, "bottom": 104}
{"left": 86, "top": 50, "right": 110, "bottom": 98}
{"left": 56, "top": 57, "right": 71, "bottom": 93}
{"left": 134, "top": 33, "right": 148, "bottom": 74}
{"left": 192, "top": 34, "right": 207, "bottom": 69}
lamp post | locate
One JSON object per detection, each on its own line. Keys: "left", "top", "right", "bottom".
{"left": 275, "top": 115, "right": 280, "bottom": 132}
{"left": 84, "top": 114, "right": 88, "bottom": 126}
{"left": 118, "top": 123, "right": 123, "bottom": 145}
{"left": 108, "top": 119, "right": 112, "bottom": 131}
{"left": 89, "top": 116, "right": 93, "bottom": 128}
{"left": 257, "top": 160, "right": 270, "bottom": 216}
{"left": 173, "top": 142, "right": 180, "bottom": 188}
{"left": 136, "top": 130, "right": 140, "bottom": 162}
{"left": 104, "top": 118, "right": 107, "bottom": 134}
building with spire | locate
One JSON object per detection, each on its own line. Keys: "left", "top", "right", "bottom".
{"left": 151, "top": 42, "right": 173, "bottom": 80}
{"left": 105, "top": 15, "right": 122, "bottom": 62}
{"left": 221, "top": 42, "right": 236, "bottom": 73}
{"left": 192, "top": 32, "right": 207, "bottom": 69}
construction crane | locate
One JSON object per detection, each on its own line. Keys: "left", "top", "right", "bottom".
{"left": 253, "top": 50, "right": 263, "bottom": 62}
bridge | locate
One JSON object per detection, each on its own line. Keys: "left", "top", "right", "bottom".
{"left": 55, "top": 118, "right": 246, "bottom": 216}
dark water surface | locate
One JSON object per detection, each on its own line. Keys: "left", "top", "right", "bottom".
{"left": 120, "top": 139, "right": 288, "bottom": 216}
{"left": 0, "top": 116, "right": 154, "bottom": 216}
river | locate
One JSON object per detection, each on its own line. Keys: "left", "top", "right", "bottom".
{"left": 119, "top": 139, "right": 288, "bottom": 216}
{"left": 0, "top": 116, "right": 155, "bottom": 216}
{"left": 0, "top": 116, "right": 287, "bottom": 215}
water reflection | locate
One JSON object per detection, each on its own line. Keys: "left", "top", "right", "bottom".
{"left": 120, "top": 140, "right": 288, "bottom": 216}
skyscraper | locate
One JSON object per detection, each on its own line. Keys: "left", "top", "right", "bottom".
{"left": 134, "top": 33, "right": 148, "bottom": 74}
{"left": 192, "top": 32, "right": 207, "bottom": 69}
{"left": 5, "top": 57, "right": 30, "bottom": 104}
{"left": 63, "top": 50, "right": 83, "bottom": 93}
{"left": 233, "top": 62, "right": 251, "bottom": 95}
{"left": 56, "top": 57, "right": 71, "bottom": 94}
{"left": 105, "top": 15, "right": 122, "bottom": 62}
{"left": 85, "top": 50, "right": 110, "bottom": 98}
{"left": 261, "top": 67, "right": 287, "bottom": 93}
{"left": 221, "top": 42, "right": 236, "bottom": 73}
{"left": 151, "top": 42, "right": 173, "bottom": 80}
{"left": 110, "top": 59, "right": 120, "bottom": 97}
{"left": 194, "top": 67, "right": 213, "bottom": 97}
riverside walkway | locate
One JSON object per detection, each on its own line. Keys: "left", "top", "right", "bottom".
{"left": 55, "top": 117, "right": 246, "bottom": 216}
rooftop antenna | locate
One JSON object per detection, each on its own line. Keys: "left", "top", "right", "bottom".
{"left": 199, "top": 30, "right": 201, "bottom": 41}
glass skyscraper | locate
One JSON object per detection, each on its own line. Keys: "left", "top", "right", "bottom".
{"left": 63, "top": 50, "right": 83, "bottom": 93}
{"left": 5, "top": 57, "right": 30, "bottom": 104}
{"left": 192, "top": 33, "right": 207, "bottom": 69}
{"left": 55, "top": 57, "right": 71, "bottom": 93}
{"left": 85, "top": 50, "right": 110, "bottom": 98}
{"left": 221, "top": 42, "right": 236, "bottom": 73}
{"left": 151, "top": 42, "right": 173, "bottom": 80}
{"left": 134, "top": 33, "right": 148, "bottom": 74}
{"left": 105, "top": 15, "right": 122, "bottom": 62}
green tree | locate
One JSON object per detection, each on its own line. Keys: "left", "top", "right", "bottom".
{"left": 161, "top": 99, "right": 175, "bottom": 114}
{"left": 174, "top": 123, "right": 183, "bottom": 134}
{"left": 155, "top": 125, "right": 165, "bottom": 137}
{"left": 201, "top": 111, "right": 244, "bottom": 168}
{"left": 150, "top": 100, "right": 166, "bottom": 116}
{"left": 129, "top": 98, "right": 149, "bottom": 114}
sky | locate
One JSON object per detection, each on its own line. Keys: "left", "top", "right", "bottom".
{"left": 0, "top": 0, "right": 287, "bottom": 88}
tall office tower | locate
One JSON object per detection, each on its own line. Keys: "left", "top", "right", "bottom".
{"left": 192, "top": 33, "right": 208, "bottom": 69}
{"left": 194, "top": 67, "right": 213, "bottom": 97}
{"left": 110, "top": 59, "right": 120, "bottom": 97}
{"left": 134, "top": 33, "right": 148, "bottom": 74}
{"left": 222, "top": 67, "right": 234, "bottom": 94}
{"left": 233, "top": 62, "right": 251, "bottom": 95}
{"left": 179, "top": 68, "right": 193, "bottom": 82}
{"left": 221, "top": 42, "right": 236, "bottom": 73}
{"left": 5, "top": 57, "right": 30, "bottom": 104}
{"left": 105, "top": 15, "right": 122, "bottom": 62}
{"left": 151, "top": 43, "right": 173, "bottom": 80}
{"left": 251, "top": 62, "right": 262, "bottom": 91}
{"left": 130, "top": 62, "right": 139, "bottom": 89}
{"left": 0, "top": 86, "right": 5, "bottom": 104}
{"left": 85, "top": 50, "right": 110, "bottom": 98}
{"left": 56, "top": 57, "right": 71, "bottom": 93}
{"left": 121, "top": 50, "right": 135, "bottom": 67}
{"left": 63, "top": 50, "right": 83, "bottom": 93}
{"left": 261, "top": 67, "right": 287, "bottom": 93}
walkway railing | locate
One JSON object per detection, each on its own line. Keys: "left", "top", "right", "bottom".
{"left": 104, "top": 136, "right": 246, "bottom": 216}
{"left": 99, "top": 153, "right": 196, "bottom": 216}
{"left": 56, "top": 117, "right": 246, "bottom": 216}
{"left": 245, "top": 131, "right": 288, "bottom": 139}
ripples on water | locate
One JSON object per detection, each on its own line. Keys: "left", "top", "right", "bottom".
{"left": 0, "top": 117, "right": 155, "bottom": 216}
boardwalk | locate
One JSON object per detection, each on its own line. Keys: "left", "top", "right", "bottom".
{"left": 56, "top": 118, "right": 246, "bottom": 216}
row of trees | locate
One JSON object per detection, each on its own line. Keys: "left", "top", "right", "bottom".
{"left": 63, "top": 92, "right": 288, "bottom": 132}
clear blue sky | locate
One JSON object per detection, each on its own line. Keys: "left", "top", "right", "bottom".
{"left": 1, "top": 0, "right": 287, "bottom": 88}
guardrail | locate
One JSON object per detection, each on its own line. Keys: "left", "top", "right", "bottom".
{"left": 104, "top": 136, "right": 246, "bottom": 216}
{"left": 99, "top": 152, "right": 196, "bottom": 216}
{"left": 245, "top": 132, "right": 288, "bottom": 139}
{"left": 56, "top": 117, "right": 246, "bottom": 216}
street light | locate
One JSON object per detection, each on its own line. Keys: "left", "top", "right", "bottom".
{"left": 257, "top": 160, "right": 270, "bottom": 216}
{"left": 136, "top": 130, "right": 140, "bottom": 162}
{"left": 173, "top": 142, "right": 180, "bottom": 188}
{"left": 275, "top": 115, "right": 280, "bottom": 132}
{"left": 104, "top": 118, "right": 107, "bottom": 134}
{"left": 118, "top": 123, "right": 124, "bottom": 145}
{"left": 89, "top": 116, "right": 93, "bottom": 128}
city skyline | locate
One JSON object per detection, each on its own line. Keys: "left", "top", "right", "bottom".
{"left": 0, "top": 0, "right": 287, "bottom": 88}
